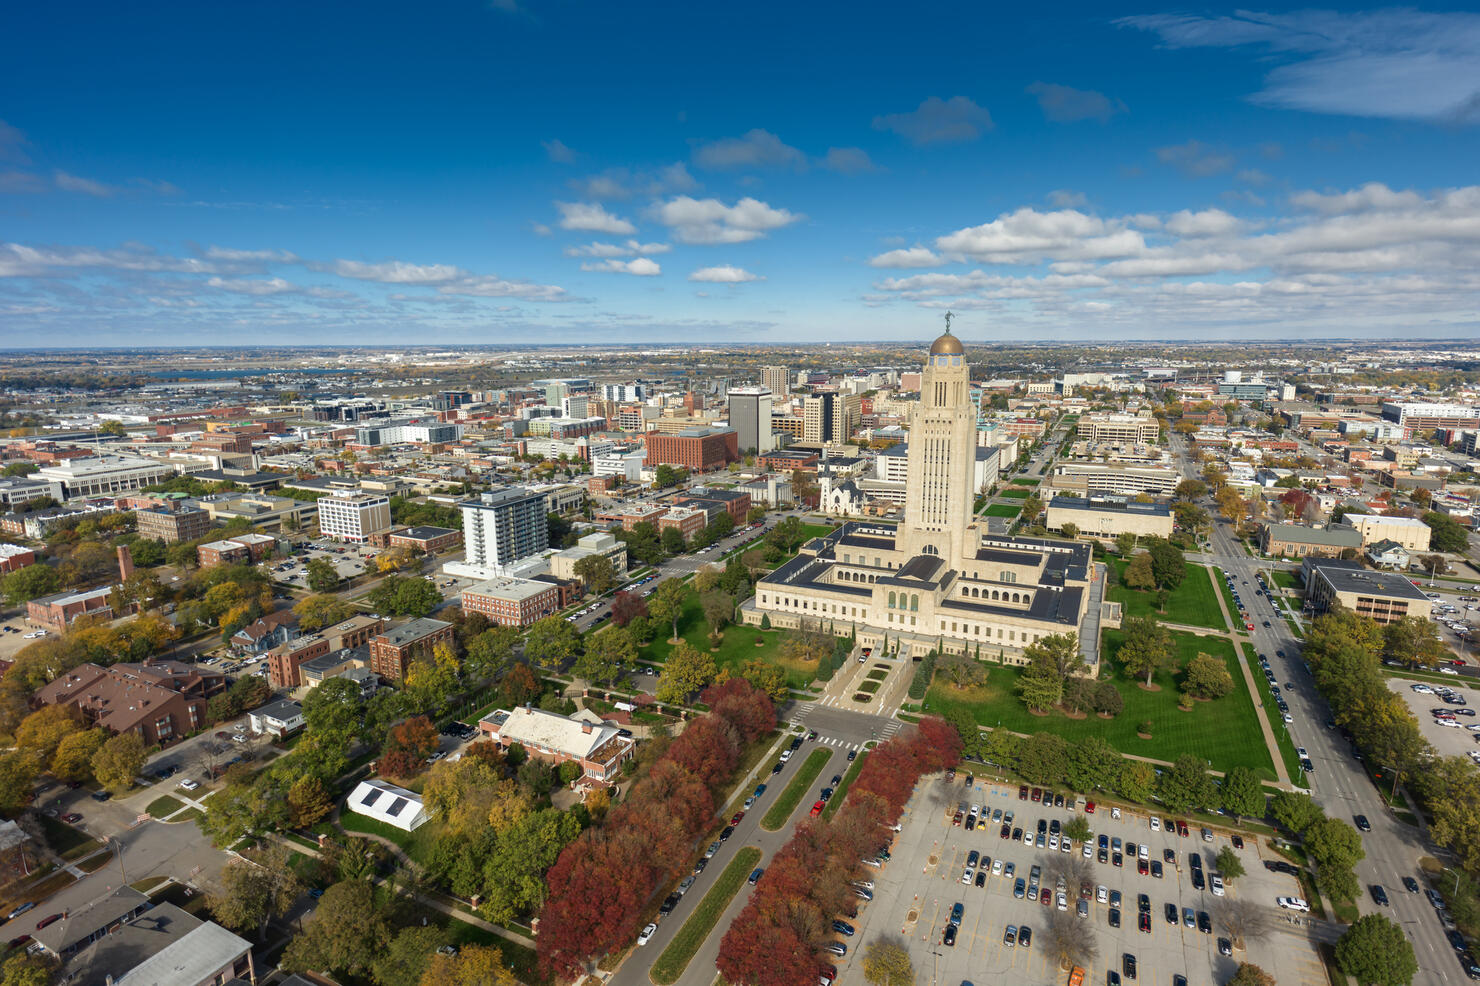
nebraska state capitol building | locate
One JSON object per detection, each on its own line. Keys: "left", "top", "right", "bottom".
{"left": 742, "top": 326, "right": 1102, "bottom": 664}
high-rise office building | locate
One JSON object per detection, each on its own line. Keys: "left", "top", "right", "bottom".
{"left": 459, "top": 487, "right": 549, "bottom": 575}
{"left": 803, "top": 392, "right": 860, "bottom": 444}
{"left": 761, "top": 365, "right": 790, "bottom": 397}
{"left": 728, "top": 387, "right": 775, "bottom": 454}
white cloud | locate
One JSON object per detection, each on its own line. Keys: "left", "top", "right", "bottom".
{"left": 0, "top": 243, "right": 223, "bottom": 277}
{"left": 1047, "top": 189, "right": 1087, "bottom": 208}
{"left": 651, "top": 196, "right": 801, "bottom": 244}
{"left": 581, "top": 257, "right": 662, "bottom": 276}
{"left": 54, "top": 171, "right": 114, "bottom": 196}
{"left": 693, "top": 129, "right": 807, "bottom": 170}
{"left": 555, "top": 201, "right": 637, "bottom": 234}
{"left": 0, "top": 171, "right": 44, "bottom": 194}
{"left": 1119, "top": 9, "right": 1480, "bottom": 124}
{"left": 689, "top": 265, "right": 761, "bottom": 283}
{"left": 1290, "top": 182, "right": 1426, "bottom": 215}
{"left": 568, "top": 174, "right": 631, "bottom": 199}
{"left": 207, "top": 276, "right": 331, "bottom": 297}
{"left": 873, "top": 96, "right": 994, "bottom": 145}
{"left": 569, "top": 162, "right": 700, "bottom": 200}
{"left": 564, "top": 240, "right": 671, "bottom": 258}
{"left": 0, "top": 119, "right": 30, "bottom": 164}
{"left": 822, "top": 147, "right": 876, "bottom": 174}
{"left": 204, "top": 246, "right": 300, "bottom": 263}
{"left": 1163, "top": 208, "right": 1242, "bottom": 237}
{"left": 542, "top": 139, "right": 578, "bottom": 163}
{"left": 869, "top": 247, "right": 942, "bottom": 269}
{"left": 436, "top": 275, "right": 569, "bottom": 301}
{"left": 656, "top": 162, "right": 699, "bottom": 194}
{"left": 318, "top": 259, "right": 464, "bottom": 284}
{"left": 1154, "top": 140, "right": 1235, "bottom": 177}
{"left": 935, "top": 208, "right": 1146, "bottom": 263}
{"left": 1026, "top": 82, "right": 1125, "bottom": 123}
{"left": 129, "top": 178, "right": 182, "bottom": 194}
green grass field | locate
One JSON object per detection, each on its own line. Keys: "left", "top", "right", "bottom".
{"left": 37, "top": 815, "right": 94, "bottom": 859}
{"left": 1212, "top": 567, "right": 1240, "bottom": 626}
{"left": 1240, "top": 641, "right": 1306, "bottom": 788}
{"left": 998, "top": 487, "right": 1033, "bottom": 499}
{"left": 1271, "top": 570, "right": 1301, "bottom": 591}
{"left": 1108, "top": 560, "right": 1226, "bottom": 630}
{"left": 983, "top": 504, "right": 1023, "bottom": 518}
{"left": 923, "top": 630, "right": 1274, "bottom": 777}
{"left": 1010, "top": 478, "right": 1041, "bottom": 487}
{"left": 636, "top": 588, "right": 820, "bottom": 690}
{"left": 650, "top": 846, "right": 763, "bottom": 984}
{"left": 761, "top": 748, "right": 832, "bottom": 830}
{"left": 145, "top": 795, "right": 183, "bottom": 818}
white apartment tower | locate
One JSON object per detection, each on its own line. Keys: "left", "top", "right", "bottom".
{"left": 317, "top": 491, "right": 392, "bottom": 543}
{"left": 459, "top": 487, "right": 549, "bottom": 575}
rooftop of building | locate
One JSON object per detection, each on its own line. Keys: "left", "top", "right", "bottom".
{"left": 375, "top": 617, "right": 453, "bottom": 647}
{"left": 251, "top": 698, "right": 303, "bottom": 722}
{"left": 464, "top": 575, "right": 556, "bottom": 601}
{"left": 481, "top": 705, "right": 629, "bottom": 761}
{"left": 1307, "top": 560, "right": 1430, "bottom": 600}
{"left": 1265, "top": 523, "right": 1363, "bottom": 546}
{"left": 1048, "top": 495, "right": 1171, "bottom": 517}
{"left": 396, "top": 525, "right": 459, "bottom": 539}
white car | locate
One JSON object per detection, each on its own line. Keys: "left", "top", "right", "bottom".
{"left": 637, "top": 922, "right": 657, "bottom": 946}
{"left": 1149, "top": 817, "right": 1160, "bottom": 831}
{"left": 178, "top": 778, "right": 200, "bottom": 791}
{"left": 1277, "top": 897, "right": 1310, "bottom": 912}
{"left": 1111, "top": 806, "right": 1122, "bottom": 820}
{"left": 1083, "top": 842, "right": 1093, "bottom": 858}
{"left": 1211, "top": 875, "right": 1225, "bottom": 896}
{"left": 1412, "top": 684, "right": 1435, "bottom": 694}
{"left": 1440, "top": 667, "right": 1460, "bottom": 675}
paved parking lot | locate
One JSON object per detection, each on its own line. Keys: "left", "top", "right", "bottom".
{"left": 1388, "top": 678, "right": 1480, "bottom": 762}
{"left": 836, "top": 775, "right": 1329, "bottom": 986}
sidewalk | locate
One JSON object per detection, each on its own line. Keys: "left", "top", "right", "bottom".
{"left": 1207, "top": 565, "right": 1294, "bottom": 788}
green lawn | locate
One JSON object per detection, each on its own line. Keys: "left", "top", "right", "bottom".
{"left": 1108, "top": 560, "right": 1226, "bottom": 630}
{"left": 336, "top": 810, "right": 438, "bottom": 862}
{"left": 761, "top": 748, "right": 831, "bottom": 830}
{"left": 983, "top": 504, "right": 1023, "bottom": 518}
{"left": 1009, "top": 478, "right": 1041, "bottom": 487}
{"left": 998, "top": 487, "right": 1033, "bottom": 499}
{"left": 1240, "top": 642, "right": 1306, "bottom": 788}
{"left": 145, "top": 795, "right": 184, "bottom": 818}
{"left": 1212, "top": 567, "right": 1238, "bottom": 623}
{"left": 635, "top": 587, "right": 823, "bottom": 691}
{"left": 1270, "top": 570, "right": 1301, "bottom": 591}
{"left": 923, "top": 630, "right": 1274, "bottom": 777}
{"left": 650, "top": 846, "right": 762, "bottom": 985}
{"left": 443, "top": 918, "right": 547, "bottom": 984}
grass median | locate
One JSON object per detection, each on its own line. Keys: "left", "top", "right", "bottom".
{"left": 650, "top": 846, "right": 762, "bottom": 985}
{"left": 761, "top": 748, "right": 832, "bottom": 831}
{"left": 821, "top": 751, "right": 869, "bottom": 821}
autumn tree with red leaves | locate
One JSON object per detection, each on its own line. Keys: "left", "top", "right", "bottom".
{"left": 610, "top": 590, "right": 648, "bottom": 628}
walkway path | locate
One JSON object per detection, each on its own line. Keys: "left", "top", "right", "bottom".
{"left": 1206, "top": 562, "right": 1294, "bottom": 788}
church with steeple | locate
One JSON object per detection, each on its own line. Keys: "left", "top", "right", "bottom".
{"left": 743, "top": 324, "right": 1095, "bottom": 664}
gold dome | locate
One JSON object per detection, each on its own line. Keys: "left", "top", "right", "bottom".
{"left": 929, "top": 331, "right": 964, "bottom": 356}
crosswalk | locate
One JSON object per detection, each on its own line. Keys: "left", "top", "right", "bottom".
{"left": 786, "top": 703, "right": 902, "bottom": 750}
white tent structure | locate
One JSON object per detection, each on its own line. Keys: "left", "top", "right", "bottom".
{"left": 347, "top": 779, "right": 427, "bottom": 831}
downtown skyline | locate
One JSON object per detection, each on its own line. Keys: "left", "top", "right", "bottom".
{"left": 3, "top": 1, "right": 1480, "bottom": 346}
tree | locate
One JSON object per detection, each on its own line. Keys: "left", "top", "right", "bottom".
{"left": 1305, "top": 816, "right": 1365, "bottom": 872}
{"left": 1018, "top": 656, "right": 1066, "bottom": 712}
{"left": 281, "top": 881, "right": 388, "bottom": 978}
{"left": 1044, "top": 908, "right": 1099, "bottom": 971}
{"left": 610, "top": 590, "right": 648, "bottom": 628}
{"left": 1176, "top": 479, "right": 1208, "bottom": 500}
{"left": 387, "top": 715, "right": 439, "bottom": 761}
{"left": 861, "top": 937, "right": 914, "bottom": 986}
{"left": 1335, "top": 914, "right": 1418, "bottom": 986}
{"left": 368, "top": 575, "right": 442, "bottom": 618}
{"left": 465, "top": 625, "right": 520, "bottom": 680}
{"left": 1063, "top": 815, "right": 1093, "bottom": 843}
{"left": 572, "top": 554, "right": 616, "bottom": 596}
{"left": 1123, "top": 551, "right": 1156, "bottom": 590}
{"left": 1382, "top": 616, "right": 1448, "bottom": 669}
{"left": 287, "top": 774, "right": 334, "bottom": 828}
{"left": 0, "top": 751, "right": 41, "bottom": 816}
{"left": 208, "top": 846, "right": 305, "bottom": 938}
{"left": 294, "top": 593, "right": 355, "bottom": 632}
{"left": 1116, "top": 616, "right": 1175, "bottom": 687}
{"left": 524, "top": 615, "right": 581, "bottom": 670}
{"left": 0, "top": 952, "right": 57, "bottom": 986}
{"left": 301, "top": 677, "right": 365, "bottom": 751}
{"left": 419, "top": 945, "right": 520, "bottom": 986}
{"left": 1114, "top": 532, "right": 1138, "bottom": 556}
{"left": 1092, "top": 681, "right": 1123, "bottom": 717}
{"left": 737, "top": 659, "right": 789, "bottom": 702}
{"left": 656, "top": 641, "right": 719, "bottom": 703}
{"left": 1270, "top": 790, "right": 1322, "bottom": 834}
{"left": 1157, "top": 753, "right": 1217, "bottom": 813}
{"left": 700, "top": 590, "right": 733, "bottom": 642}
{"left": 51, "top": 727, "right": 106, "bottom": 782}
{"left": 1016, "top": 732, "right": 1070, "bottom": 785}
{"left": 1, "top": 564, "right": 61, "bottom": 604}
{"left": 14, "top": 705, "right": 83, "bottom": 763}
{"left": 1182, "top": 653, "right": 1234, "bottom": 700}
{"left": 573, "top": 625, "right": 634, "bottom": 684}
{"left": 1225, "top": 963, "right": 1276, "bottom": 986}
{"left": 936, "top": 652, "right": 988, "bottom": 689}
{"left": 1215, "top": 845, "right": 1246, "bottom": 883}
{"left": 305, "top": 557, "right": 340, "bottom": 593}
{"left": 660, "top": 526, "right": 688, "bottom": 556}
{"left": 373, "top": 926, "right": 446, "bottom": 986}
{"left": 1219, "top": 766, "right": 1263, "bottom": 821}
{"left": 1144, "top": 537, "right": 1187, "bottom": 588}
{"left": 1423, "top": 511, "right": 1469, "bottom": 553}
{"left": 91, "top": 732, "right": 147, "bottom": 792}
{"left": 649, "top": 578, "right": 688, "bottom": 643}
{"left": 1060, "top": 522, "right": 1080, "bottom": 539}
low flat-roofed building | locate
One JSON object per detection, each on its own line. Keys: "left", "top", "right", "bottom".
{"left": 461, "top": 576, "right": 561, "bottom": 627}
{"left": 549, "top": 531, "right": 628, "bottom": 583}
{"left": 1261, "top": 523, "right": 1363, "bottom": 559}
{"left": 27, "top": 585, "right": 118, "bottom": 633}
{"left": 478, "top": 705, "right": 635, "bottom": 782}
{"left": 1343, "top": 513, "right": 1433, "bottom": 551}
{"left": 388, "top": 524, "right": 462, "bottom": 554}
{"left": 64, "top": 903, "right": 254, "bottom": 986}
{"left": 248, "top": 698, "right": 304, "bottom": 737}
{"left": 1302, "top": 558, "right": 1433, "bottom": 625}
{"left": 0, "top": 543, "right": 36, "bottom": 574}
{"left": 200, "top": 493, "right": 316, "bottom": 533}
{"left": 348, "top": 778, "right": 427, "bottom": 831}
{"left": 1044, "top": 496, "right": 1173, "bottom": 540}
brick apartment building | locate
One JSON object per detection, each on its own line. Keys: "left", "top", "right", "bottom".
{"left": 387, "top": 525, "right": 462, "bottom": 555}
{"left": 368, "top": 618, "right": 455, "bottom": 682}
{"left": 461, "top": 576, "right": 562, "bottom": 627}
{"left": 644, "top": 427, "right": 739, "bottom": 472}
{"left": 34, "top": 661, "right": 220, "bottom": 746}
{"left": 197, "top": 533, "right": 277, "bottom": 567}
{"left": 658, "top": 506, "right": 708, "bottom": 541}
{"left": 675, "top": 487, "right": 751, "bottom": 526}
{"left": 268, "top": 634, "right": 332, "bottom": 689}
{"left": 135, "top": 504, "right": 213, "bottom": 544}
{"left": 0, "top": 543, "right": 35, "bottom": 574}
{"left": 27, "top": 586, "right": 119, "bottom": 633}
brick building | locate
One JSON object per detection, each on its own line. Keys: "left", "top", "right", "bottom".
{"left": 0, "top": 543, "right": 35, "bottom": 574}
{"left": 197, "top": 533, "right": 277, "bottom": 567}
{"left": 478, "top": 706, "right": 635, "bottom": 783}
{"left": 27, "top": 586, "right": 119, "bottom": 633}
{"left": 461, "top": 576, "right": 562, "bottom": 627}
{"left": 675, "top": 487, "right": 752, "bottom": 526}
{"left": 135, "top": 504, "right": 213, "bottom": 544}
{"left": 268, "top": 634, "right": 332, "bottom": 689}
{"left": 368, "top": 618, "right": 455, "bottom": 682}
{"left": 387, "top": 525, "right": 462, "bottom": 555}
{"left": 34, "top": 662, "right": 213, "bottom": 746}
{"left": 658, "top": 506, "right": 708, "bottom": 541}
{"left": 644, "top": 427, "right": 739, "bottom": 472}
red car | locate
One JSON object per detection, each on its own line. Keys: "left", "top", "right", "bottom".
{"left": 1040, "top": 888, "right": 1052, "bottom": 906}
{"left": 1031, "top": 788, "right": 1042, "bottom": 803}
{"left": 1137, "top": 858, "right": 1149, "bottom": 875}
{"left": 952, "top": 810, "right": 963, "bottom": 826}
{"left": 1176, "top": 820, "right": 1190, "bottom": 837}
{"left": 1085, "top": 801, "right": 1096, "bottom": 814}
{"left": 61, "top": 812, "right": 82, "bottom": 824}
{"left": 1018, "top": 785, "right": 1029, "bottom": 801}
{"left": 810, "top": 801, "right": 825, "bottom": 818}
{"left": 730, "top": 812, "right": 744, "bottom": 826}
{"left": 34, "top": 914, "right": 61, "bottom": 930}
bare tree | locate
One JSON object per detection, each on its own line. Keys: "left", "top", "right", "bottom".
{"left": 1214, "top": 898, "right": 1269, "bottom": 949}
{"left": 196, "top": 739, "right": 227, "bottom": 780}
{"left": 1044, "top": 910, "right": 1098, "bottom": 971}
{"left": 1044, "top": 853, "right": 1093, "bottom": 896}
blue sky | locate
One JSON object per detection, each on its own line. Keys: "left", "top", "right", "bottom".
{"left": 3, "top": 1, "right": 1479, "bottom": 346}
